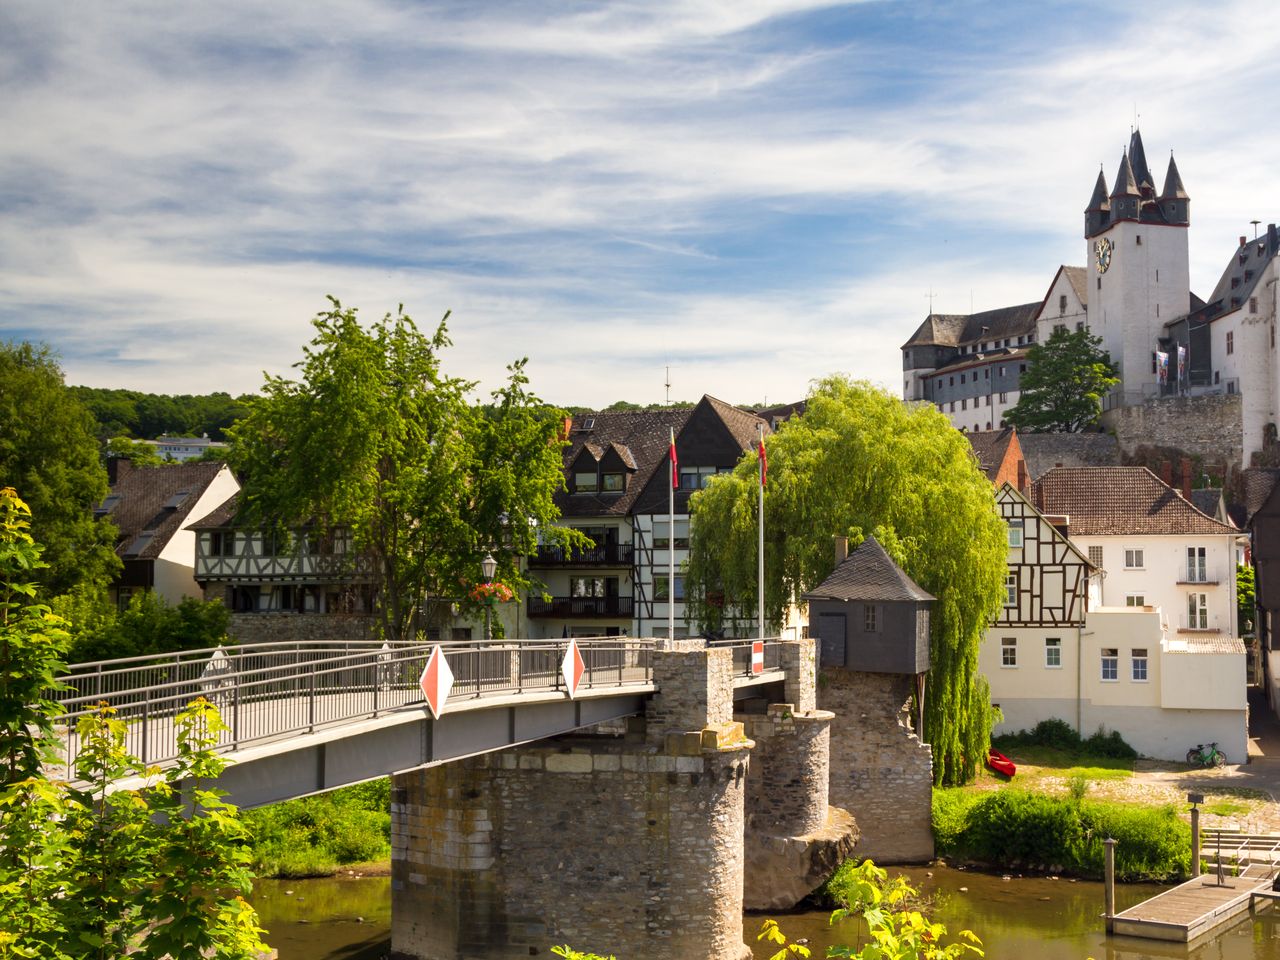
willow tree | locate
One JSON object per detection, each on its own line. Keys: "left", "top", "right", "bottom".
{"left": 685, "top": 376, "right": 1006, "bottom": 785}
{"left": 229, "top": 298, "right": 580, "bottom": 642}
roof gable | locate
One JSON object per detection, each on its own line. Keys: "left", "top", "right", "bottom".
{"left": 1031, "top": 466, "right": 1238, "bottom": 537}
{"left": 104, "top": 461, "right": 231, "bottom": 559}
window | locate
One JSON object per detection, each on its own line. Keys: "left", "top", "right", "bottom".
{"left": 960, "top": 373, "right": 966, "bottom": 384}
{"left": 998, "top": 392, "right": 1008, "bottom": 403}
{"left": 1097, "top": 277, "right": 1101, "bottom": 290}
{"left": 571, "top": 576, "right": 607, "bottom": 598}
{"left": 1020, "top": 363, "right": 1027, "bottom": 373}
{"left": 1227, "top": 331, "right": 1234, "bottom": 355}
{"left": 261, "top": 531, "right": 290, "bottom": 556}
{"left": 601, "top": 473, "right": 625, "bottom": 492}
{"left": 985, "top": 368, "right": 990, "bottom": 379}
{"left": 949, "top": 401, "right": 955, "bottom": 412}
{"left": 1186, "top": 546, "right": 1207, "bottom": 582}
{"left": 985, "top": 396, "right": 991, "bottom": 407}
{"left": 1054, "top": 323, "right": 1067, "bottom": 335}
{"left": 999, "top": 366, "right": 1006, "bottom": 376}
{"left": 1131, "top": 648, "right": 1148, "bottom": 682}
{"left": 864, "top": 604, "right": 878, "bottom": 632}
{"left": 1004, "top": 573, "right": 1018, "bottom": 607}
{"left": 949, "top": 376, "right": 955, "bottom": 386}
{"left": 1007, "top": 520, "right": 1024, "bottom": 548}
{"left": 654, "top": 575, "right": 684, "bottom": 602}
{"left": 961, "top": 398, "right": 967, "bottom": 410}
{"left": 1001, "top": 637, "right": 1017, "bottom": 667}
{"left": 1076, "top": 321, "right": 1084, "bottom": 332}
{"left": 1136, "top": 234, "right": 1142, "bottom": 246}
{"left": 575, "top": 471, "right": 598, "bottom": 492}
{"left": 206, "top": 531, "right": 236, "bottom": 557}
{"left": 1187, "top": 593, "right": 1208, "bottom": 629}
{"left": 1059, "top": 294, "right": 1067, "bottom": 314}
{"left": 1101, "top": 648, "right": 1118, "bottom": 681}
{"left": 1126, "top": 594, "right": 1146, "bottom": 607}
{"left": 1045, "top": 638, "right": 1061, "bottom": 668}
{"left": 451, "top": 627, "right": 473, "bottom": 641}
{"left": 1088, "top": 545, "right": 1103, "bottom": 568}
{"left": 1250, "top": 297, "right": 1259, "bottom": 315}
{"left": 1124, "top": 548, "right": 1144, "bottom": 569}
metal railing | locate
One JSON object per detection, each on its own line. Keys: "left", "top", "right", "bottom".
{"left": 527, "top": 596, "right": 635, "bottom": 618}
{"left": 48, "top": 637, "right": 655, "bottom": 777}
{"left": 709, "top": 638, "right": 783, "bottom": 679}
{"left": 528, "top": 543, "right": 634, "bottom": 566}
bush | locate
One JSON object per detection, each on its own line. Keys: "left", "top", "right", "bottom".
{"left": 993, "top": 718, "right": 1137, "bottom": 759}
{"left": 244, "top": 779, "right": 392, "bottom": 877}
{"left": 932, "top": 789, "right": 1189, "bottom": 881}
{"left": 69, "top": 591, "right": 230, "bottom": 662}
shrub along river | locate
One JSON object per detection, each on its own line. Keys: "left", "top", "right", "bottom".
{"left": 254, "top": 866, "right": 1280, "bottom": 960}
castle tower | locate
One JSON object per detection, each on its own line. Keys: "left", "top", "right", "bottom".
{"left": 1085, "top": 129, "right": 1191, "bottom": 405}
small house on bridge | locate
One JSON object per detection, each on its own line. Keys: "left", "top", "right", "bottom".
{"left": 804, "top": 535, "right": 933, "bottom": 676}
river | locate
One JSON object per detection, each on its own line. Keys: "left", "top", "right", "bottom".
{"left": 254, "top": 867, "right": 1280, "bottom": 960}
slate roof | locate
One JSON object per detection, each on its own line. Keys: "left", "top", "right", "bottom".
{"left": 1031, "top": 466, "right": 1238, "bottom": 536}
{"left": 101, "top": 460, "right": 229, "bottom": 559}
{"left": 802, "top": 536, "right": 934, "bottom": 603}
{"left": 705, "top": 395, "right": 767, "bottom": 450}
{"left": 1062, "top": 266, "right": 1088, "bottom": 305}
{"left": 556, "top": 408, "right": 691, "bottom": 518}
{"left": 1239, "top": 468, "right": 1280, "bottom": 528}
{"left": 188, "top": 493, "right": 240, "bottom": 530}
{"left": 1017, "top": 433, "right": 1119, "bottom": 481}
{"left": 900, "top": 302, "right": 1040, "bottom": 350}
{"left": 1188, "top": 488, "right": 1231, "bottom": 526}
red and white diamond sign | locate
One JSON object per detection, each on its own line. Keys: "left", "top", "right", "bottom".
{"left": 419, "top": 645, "right": 454, "bottom": 719}
{"left": 561, "top": 639, "right": 586, "bottom": 699}
{"left": 751, "top": 640, "right": 765, "bottom": 675}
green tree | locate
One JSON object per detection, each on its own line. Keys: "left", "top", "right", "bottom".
{"left": 69, "top": 592, "right": 230, "bottom": 663}
{"left": 229, "top": 298, "right": 582, "bottom": 641}
{"left": 104, "top": 435, "right": 167, "bottom": 467}
{"left": 0, "top": 343, "right": 120, "bottom": 600}
{"left": 1238, "top": 563, "right": 1256, "bottom": 636}
{"left": 1004, "top": 328, "right": 1119, "bottom": 432}
{"left": 685, "top": 376, "right": 1006, "bottom": 785}
{"left": 0, "top": 487, "right": 269, "bottom": 958}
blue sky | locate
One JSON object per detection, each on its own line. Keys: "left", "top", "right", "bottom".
{"left": 3, "top": 1, "right": 1279, "bottom": 409}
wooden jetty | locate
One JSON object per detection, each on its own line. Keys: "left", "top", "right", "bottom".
{"left": 1112, "top": 863, "right": 1276, "bottom": 942}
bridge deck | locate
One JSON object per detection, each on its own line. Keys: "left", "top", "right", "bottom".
{"left": 1112, "top": 866, "right": 1276, "bottom": 942}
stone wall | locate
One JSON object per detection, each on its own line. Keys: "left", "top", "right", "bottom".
{"left": 820, "top": 669, "right": 934, "bottom": 864}
{"left": 1103, "top": 393, "right": 1244, "bottom": 472}
{"left": 225, "top": 612, "right": 378, "bottom": 645}
{"left": 390, "top": 730, "right": 753, "bottom": 960}
{"left": 741, "top": 704, "right": 829, "bottom": 836}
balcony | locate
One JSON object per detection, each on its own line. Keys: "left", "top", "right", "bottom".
{"left": 1177, "top": 614, "right": 1225, "bottom": 634}
{"left": 528, "top": 543, "right": 634, "bottom": 567}
{"left": 1176, "top": 568, "right": 1223, "bottom": 585}
{"left": 527, "top": 595, "right": 634, "bottom": 619}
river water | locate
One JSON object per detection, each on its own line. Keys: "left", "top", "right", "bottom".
{"left": 255, "top": 867, "right": 1280, "bottom": 960}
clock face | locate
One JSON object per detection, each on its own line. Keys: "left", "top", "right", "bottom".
{"left": 1094, "top": 237, "right": 1113, "bottom": 274}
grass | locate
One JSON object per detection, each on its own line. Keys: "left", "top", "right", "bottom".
{"left": 1204, "top": 800, "right": 1250, "bottom": 817}
{"left": 244, "top": 778, "right": 391, "bottom": 878}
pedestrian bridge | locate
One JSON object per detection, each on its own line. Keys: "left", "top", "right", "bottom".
{"left": 52, "top": 637, "right": 786, "bottom": 807}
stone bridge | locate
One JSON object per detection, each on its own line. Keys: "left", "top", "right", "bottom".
{"left": 54, "top": 635, "right": 933, "bottom": 960}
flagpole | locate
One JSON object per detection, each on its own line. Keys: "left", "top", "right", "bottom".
{"left": 757, "top": 422, "right": 765, "bottom": 640}
{"left": 669, "top": 427, "right": 676, "bottom": 641}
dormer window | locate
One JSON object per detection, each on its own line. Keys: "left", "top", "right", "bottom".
{"left": 575, "top": 472, "right": 598, "bottom": 493}
{"left": 583, "top": 417, "right": 595, "bottom": 430}
{"left": 601, "top": 473, "right": 624, "bottom": 492}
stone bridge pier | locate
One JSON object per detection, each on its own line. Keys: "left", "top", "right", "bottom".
{"left": 388, "top": 638, "right": 843, "bottom": 960}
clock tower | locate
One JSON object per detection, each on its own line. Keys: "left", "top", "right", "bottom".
{"left": 1083, "top": 129, "right": 1191, "bottom": 404}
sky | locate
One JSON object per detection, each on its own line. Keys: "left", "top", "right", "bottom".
{"left": 3, "top": 1, "right": 1280, "bottom": 410}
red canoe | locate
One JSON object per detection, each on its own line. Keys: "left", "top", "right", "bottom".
{"left": 987, "top": 748, "right": 1017, "bottom": 777}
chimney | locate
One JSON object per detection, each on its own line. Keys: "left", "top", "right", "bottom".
{"left": 1240, "top": 235, "right": 1248, "bottom": 248}
{"left": 1269, "top": 223, "right": 1278, "bottom": 255}
{"left": 561, "top": 416, "right": 572, "bottom": 441}
{"left": 833, "top": 536, "right": 848, "bottom": 566}
{"left": 1160, "top": 460, "right": 1173, "bottom": 487}
{"left": 1179, "top": 457, "right": 1192, "bottom": 499}
{"left": 1016, "top": 460, "right": 1028, "bottom": 492}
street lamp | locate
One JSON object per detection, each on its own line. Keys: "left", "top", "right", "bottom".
{"left": 481, "top": 552, "right": 497, "bottom": 641}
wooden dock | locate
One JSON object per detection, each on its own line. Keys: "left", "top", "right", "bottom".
{"left": 1111, "top": 864, "right": 1276, "bottom": 942}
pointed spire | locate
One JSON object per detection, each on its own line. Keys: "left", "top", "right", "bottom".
{"left": 1086, "top": 168, "right": 1110, "bottom": 211}
{"left": 1160, "top": 152, "right": 1188, "bottom": 200}
{"left": 1128, "top": 128, "right": 1153, "bottom": 191}
{"left": 1110, "top": 150, "right": 1140, "bottom": 199}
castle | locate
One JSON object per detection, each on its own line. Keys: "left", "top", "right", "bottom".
{"left": 902, "top": 128, "right": 1279, "bottom": 469}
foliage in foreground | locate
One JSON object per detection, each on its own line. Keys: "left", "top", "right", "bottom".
{"left": 686, "top": 376, "right": 1007, "bottom": 785}
{"left": 0, "top": 486, "right": 269, "bottom": 958}
{"left": 932, "top": 787, "right": 1189, "bottom": 882}
{"left": 244, "top": 779, "right": 391, "bottom": 877}
{"left": 775, "top": 860, "right": 983, "bottom": 960}
{"left": 67, "top": 590, "right": 232, "bottom": 663}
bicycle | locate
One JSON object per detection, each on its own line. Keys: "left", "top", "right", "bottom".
{"left": 1186, "top": 742, "right": 1226, "bottom": 768}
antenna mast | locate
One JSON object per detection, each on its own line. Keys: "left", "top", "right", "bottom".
{"left": 665, "top": 365, "right": 671, "bottom": 406}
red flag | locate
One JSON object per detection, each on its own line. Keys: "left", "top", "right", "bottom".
{"left": 758, "top": 437, "right": 767, "bottom": 488}
{"left": 670, "top": 427, "right": 679, "bottom": 489}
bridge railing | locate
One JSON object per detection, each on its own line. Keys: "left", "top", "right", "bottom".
{"left": 708, "top": 637, "right": 784, "bottom": 678}
{"left": 48, "top": 637, "right": 655, "bottom": 777}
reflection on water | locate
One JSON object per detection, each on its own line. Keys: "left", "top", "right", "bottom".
{"left": 257, "top": 866, "right": 1280, "bottom": 960}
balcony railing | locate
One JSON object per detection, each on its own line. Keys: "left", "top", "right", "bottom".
{"left": 1178, "top": 567, "right": 1223, "bottom": 585}
{"left": 529, "top": 543, "right": 634, "bottom": 567}
{"left": 1178, "top": 614, "right": 1224, "bottom": 633}
{"left": 527, "top": 595, "right": 635, "bottom": 619}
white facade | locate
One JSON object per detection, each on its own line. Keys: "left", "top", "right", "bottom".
{"left": 983, "top": 607, "right": 1248, "bottom": 763}
{"left": 1034, "top": 268, "right": 1089, "bottom": 346}
{"left": 1077, "top": 533, "right": 1239, "bottom": 638}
